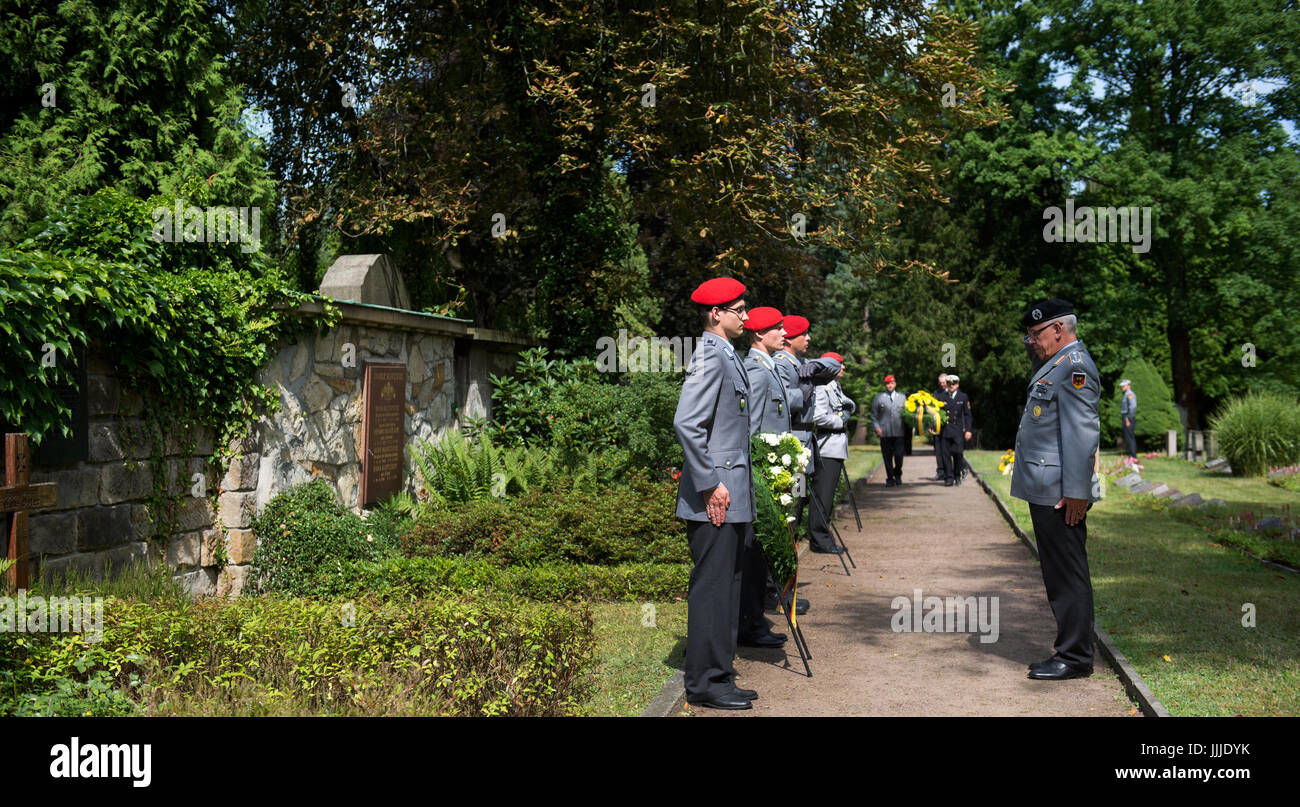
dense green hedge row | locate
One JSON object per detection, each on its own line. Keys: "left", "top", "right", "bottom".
{"left": 1, "top": 590, "right": 595, "bottom": 717}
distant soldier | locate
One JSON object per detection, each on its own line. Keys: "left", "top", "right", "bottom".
{"left": 810, "top": 352, "right": 856, "bottom": 552}
{"left": 673, "top": 276, "right": 757, "bottom": 709}
{"left": 1120, "top": 379, "right": 1138, "bottom": 459}
{"left": 939, "top": 374, "right": 972, "bottom": 486}
{"left": 871, "top": 374, "right": 907, "bottom": 486}
{"left": 1012, "top": 298, "right": 1101, "bottom": 681}
{"left": 932, "top": 373, "right": 949, "bottom": 479}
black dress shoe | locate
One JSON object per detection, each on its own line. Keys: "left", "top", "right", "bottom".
{"left": 738, "top": 631, "right": 787, "bottom": 648}
{"left": 933, "top": 472, "right": 945, "bottom": 480}
{"left": 689, "top": 695, "right": 753, "bottom": 710}
{"left": 1027, "top": 656, "right": 1057, "bottom": 670}
{"left": 1027, "top": 660, "right": 1092, "bottom": 680}
{"left": 944, "top": 479, "right": 954, "bottom": 486}
{"left": 810, "top": 544, "right": 845, "bottom": 554}
{"left": 732, "top": 687, "right": 758, "bottom": 700}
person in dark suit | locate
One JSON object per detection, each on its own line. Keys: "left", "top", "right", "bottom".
{"left": 673, "top": 277, "right": 757, "bottom": 710}
{"left": 939, "top": 374, "right": 972, "bottom": 486}
{"left": 933, "top": 373, "right": 949, "bottom": 479}
{"left": 1012, "top": 298, "right": 1101, "bottom": 681}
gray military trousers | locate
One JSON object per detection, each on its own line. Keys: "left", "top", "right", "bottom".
{"left": 684, "top": 519, "right": 751, "bottom": 702}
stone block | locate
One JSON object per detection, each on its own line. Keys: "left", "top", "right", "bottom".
{"left": 130, "top": 504, "right": 155, "bottom": 540}
{"left": 174, "top": 496, "right": 215, "bottom": 532}
{"left": 1156, "top": 487, "right": 1180, "bottom": 498}
{"left": 221, "top": 453, "right": 261, "bottom": 492}
{"left": 119, "top": 388, "right": 144, "bottom": 417}
{"left": 218, "top": 491, "right": 259, "bottom": 530}
{"left": 1171, "top": 493, "right": 1203, "bottom": 507}
{"left": 225, "top": 528, "right": 258, "bottom": 565}
{"left": 319, "top": 254, "right": 411, "bottom": 309}
{"left": 303, "top": 376, "right": 332, "bottom": 413}
{"left": 87, "top": 374, "right": 120, "bottom": 416}
{"left": 289, "top": 343, "right": 310, "bottom": 384}
{"left": 166, "top": 531, "right": 202, "bottom": 568}
{"left": 217, "top": 564, "right": 251, "bottom": 598}
{"left": 1144, "top": 482, "right": 1169, "bottom": 497}
{"left": 314, "top": 329, "right": 338, "bottom": 365}
{"left": 79, "top": 505, "right": 136, "bottom": 551}
{"left": 100, "top": 462, "right": 153, "bottom": 505}
{"left": 200, "top": 528, "right": 223, "bottom": 567}
{"left": 1116, "top": 472, "right": 1143, "bottom": 490}
{"left": 174, "top": 567, "right": 218, "bottom": 598}
{"left": 1205, "top": 457, "right": 1228, "bottom": 470}
{"left": 1130, "top": 481, "right": 1155, "bottom": 494}
{"left": 30, "top": 511, "right": 82, "bottom": 556}
{"left": 88, "top": 423, "right": 124, "bottom": 462}
{"left": 409, "top": 349, "right": 427, "bottom": 383}
{"left": 96, "top": 542, "right": 152, "bottom": 576}
{"left": 40, "top": 552, "right": 99, "bottom": 584}
{"left": 29, "top": 466, "right": 100, "bottom": 510}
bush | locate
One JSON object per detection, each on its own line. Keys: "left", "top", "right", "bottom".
{"left": 343, "top": 556, "right": 690, "bottom": 603}
{"left": 1209, "top": 392, "right": 1300, "bottom": 476}
{"left": 0, "top": 591, "right": 595, "bottom": 717}
{"left": 548, "top": 372, "right": 683, "bottom": 474}
{"left": 402, "top": 474, "right": 688, "bottom": 566}
{"left": 250, "top": 481, "right": 399, "bottom": 597}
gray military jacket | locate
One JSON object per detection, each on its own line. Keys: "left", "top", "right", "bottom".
{"left": 674, "top": 332, "right": 756, "bottom": 523}
{"left": 813, "top": 381, "right": 855, "bottom": 460}
{"left": 871, "top": 390, "right": 907, "bottom": 438}
{"left": 1120, "top": 389, "right": 1137, "bottom": 418}
{"left": 744, "top": 348, "right": 791, "bottom": 436}
{"left": 1010, "top": 340, "right": 1102, "bottom": 506}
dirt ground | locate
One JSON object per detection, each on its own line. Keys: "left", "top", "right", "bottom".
{"left": 688, "top": 449, "right": 1137, "bottom": 717}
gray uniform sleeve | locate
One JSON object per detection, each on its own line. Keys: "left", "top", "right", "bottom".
{"left": 870, "top": 393, "right": 884, "bottom": 432}
{"left": 744, "top": 357, "right": 770, "bottom": 436}
{"left": 774, "top": 355, "right": 805, "bottom": 416}
{"left": 1059, "top": 365, "right": 1101, "bottom": 501}
{"left": 674, "top": 347, "right": 723, "bottom": 493}
{"left": 812, "top": 385, "right": 840, "bottom": 429}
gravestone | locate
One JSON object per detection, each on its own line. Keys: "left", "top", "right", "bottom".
{"left": 1166, "top": 430, "right": 1178, "bottom": 457}
{"left": 1117, "top": 472, "right": 1144, "bottom": 489}
{"left": 1172, "top": 493, "right": 1203, "bottom": 507}
{"left": 319, "top": 254, "right": 411, "bottom": 309}
{"left": 360, "top": 363, "right": 406, "bottom": 507}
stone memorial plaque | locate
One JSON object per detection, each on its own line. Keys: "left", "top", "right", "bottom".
{"left": 360, "top": 363, "right": 406, "bottom": 507}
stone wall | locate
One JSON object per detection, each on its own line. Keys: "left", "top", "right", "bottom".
{"left": 19, "top": 299, "right": 532, "bottom": 597}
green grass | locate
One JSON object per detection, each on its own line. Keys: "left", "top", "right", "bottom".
{"left": 578, "top": 601, "right": 688, "bottom": 716}
{"left": 966, "top": 449, "right": 1300, "bottom": 716}
{"left": 842, "top": 444, "right": 880, "bottom": 484}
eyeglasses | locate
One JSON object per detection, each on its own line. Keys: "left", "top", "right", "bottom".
{"left": 717, "top": 305, "right": 748, "bottom": 317}
{"left": 1022, "top": 321, "right": 1058, "bottom": 344}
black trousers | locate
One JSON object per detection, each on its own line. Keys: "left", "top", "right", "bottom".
{"left": 939, "top": 433, "right": 964, "bottom": 481}
{"left": 808, "top": 456, "right": 843, "bottom": 551}
{"left": 1028, "top": 503, "right": 1095, "bottom": 669}
{"left": 684, "top": 519, "right": 750, "bottom": 702}
{"left": 934, "top": 434, "right": 945, "bottom": 473}
{"left": 881, "top": 436, "right": 904, "bottom": 481}
{"left": 1122, "top": 417, "right": 1137, "bottom": 458}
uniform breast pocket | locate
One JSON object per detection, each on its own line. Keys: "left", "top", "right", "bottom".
{"left": 1016, "top": 448, "right": 1061, "bottom": 494}
{"left": 1028, "top": 387, "right": 1056, "bottom": 419}
{"left": 732, "top": 379, "right": 748, "bottom": 415}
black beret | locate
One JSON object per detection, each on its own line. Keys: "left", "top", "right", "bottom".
{"left": 1022, "top": 298, "right": 1075, "bottom": 329}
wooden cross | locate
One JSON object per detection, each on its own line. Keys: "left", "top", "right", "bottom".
{"left": 1, "top": 434, "right": 57, "bottom": 591}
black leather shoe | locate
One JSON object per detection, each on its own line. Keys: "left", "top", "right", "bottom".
{"left": 1027, "top": 660, "right": 1092, "bottom": 680}
{"left": 1027, "top": 656, "right": 1057, "bottom": 670}
{"left": 933, "top": 472, "right": 944, "bottom": 480}
{"left": 944, "top": 479, "right": 954, "bottom": 486}
{"left": 738, "top": 631, "right": 787, "bottom": 648}
{"left": 732, "top": 687, "right": 758, "bottom": 700}
{"left": 689, "top": 695, "right": 753, "bottom": 710}
{"left": 811, "top": 544, "right": 845, "bottom": 554}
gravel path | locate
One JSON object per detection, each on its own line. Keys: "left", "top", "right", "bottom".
{"left": 691, "top": 450, "right": 1137, "bottom": 717}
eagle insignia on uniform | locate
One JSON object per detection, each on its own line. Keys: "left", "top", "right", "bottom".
{"left": 1072, "top": 371, "right": 1086, "bottom": 389}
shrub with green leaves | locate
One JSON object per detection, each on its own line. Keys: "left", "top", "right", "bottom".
{"left": 1099, "top": 357, "right": 1183, "bottom": 451}
{"left": 403, "top": 474, "right": 687, "bottom": 567}
{"left": 1209, "top": 391, "right": 1300, "bottom": 476}
{"left": 250, "top": 480, "right": 399, "bottom": 597}
{"left": 548, "top": 371, "right": 683, "bottom": 474}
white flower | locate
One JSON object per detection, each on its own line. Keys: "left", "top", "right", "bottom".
{"left": 786, "top": 515, "right": 796, "bottom": 523}
{"left": 779, "top": 493, "right": 793, "bottom": 506}
{"left": 769, "top": 467, "right": 781, "bottom": 477}
{"left": 781, "top": 454, "right": 791, "bottom": 467}
{"left": 763, "top": 433, "right": 780, "bottom": 446}
{"left": 767, "top": 452, "right": 777, "bottom": 463}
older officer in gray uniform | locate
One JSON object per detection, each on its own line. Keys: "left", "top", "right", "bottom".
{"left": 872, "top": 374, "right": 907, "bottom": 486}
{"left": 674, "top": 276, "right": 757, "bottom": 709}
{"left": 809, "top": 353, "right": 856, "bottom": 551}
{"left": 1120, "top": 379, "right": 1138, "bottom": 459}
{"left": 1011, "top": 298, "right": 1102, "bottom": 681}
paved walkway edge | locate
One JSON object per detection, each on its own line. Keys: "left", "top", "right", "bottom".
{"left": 640, "top": 458, "right": 883, "bottom": 717}
{"left": 966, "top": 461, "right": 1171, "bottom": 718}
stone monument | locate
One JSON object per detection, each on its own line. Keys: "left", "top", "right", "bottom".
{"left": 319, "top": 254, "right": 411, "bottom": 309}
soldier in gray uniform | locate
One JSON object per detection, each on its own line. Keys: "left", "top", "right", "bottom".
{"left": 872, "top": 373, "right": 907, "bottom": 486}
{"left": 1011, "top": 298, "right": 1102, "bottom": 681}
{"left": 1120, "top": 379, "right": 1138, "bottom": 459}
{"left": 673, "top": 277, "right": 757, "bottom": 709}
{"left": 737, "top": 306, "right": 796, "bottom": 644}
{"left": 809, "top": 354, "right": 856, "bottom": 551}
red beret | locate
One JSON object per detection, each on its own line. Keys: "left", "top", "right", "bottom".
{"left": 744, "top": 306, "right": 783, "bottom": 332}
{"left": 883, "top": 374, "right": 895, "bottom": 383}
{"left": 821, "top": 352, "right": 843, "bottom": 363}
{"left": 783, "top": 315, "right": 810, "bottom": 338}
{"left": 690, "top": 277, "right": 746, "bottom": 306}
